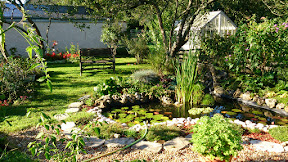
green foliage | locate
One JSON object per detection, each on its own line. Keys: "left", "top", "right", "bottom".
{"left": 248, "top": 128, "right": 261, "bottom": 134}
{"left": 27, "top": 113, "right": 86, "bottom": 162}
{"left": 269, "top": 126, "right": 288, "bottom": 142}
{"left": 86, "top": 122, "right": 124, "bottom": 139}
{"left": 131, "top": 70, "right": 160, "bottom": 85}
{"left": 201, "top": 94, "right": 215, "bottom": 106}
{"left": 0, "top": 56, "right": 42, "bottom": 101}
{"left": 94, "top": 77, "right": 121, "bottom": 97}
{"left": 175, "top": 51, "right": 204, "bottom": 106}
{"left": 101, "top": 20, "right": 124, "bottom": 48}
{"left": 107, "top": 105, "right": 169, "bottom": 127}
{"left": 191, "top": 114, "right": 243, "bottom": 162}
{"left": 123, "top": 33, "right": 149, "bottom": 64}
{"left": 188, "top": 107, "right": 214, "bottom": 116}
{"left": 141, "top": 124, "right": 183, "bottom": 142}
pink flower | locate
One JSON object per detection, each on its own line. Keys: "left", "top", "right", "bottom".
{"left": 275, "top": 27, "right": 279, "bottom": 32}
{"left": 245, "top": 49, "right": 250, "bottom": 51}
{"left": 225, "top": 59, "right": 228, "bottom": 61}
{"left": 229, "top": 55, "right": 231, "bottom": 57}
{"left": 274, "top": 24, "right": 278, "bottom": 27}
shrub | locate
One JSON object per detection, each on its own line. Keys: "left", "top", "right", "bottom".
{"left": 191, "top": 114, "right": 243, "bottom": 161}
{"left": 201, "top": 94, "right": 215, "bottom": 106}
{"left": 269, "top": 126, "right": 288, "bottom": 142}
{"left": 0, "top": 56, "right": 42, "bottom": 101}
{"left": 140, "top": 125, "right": 183, "bottom": 142}
{"left": 131, "top": 70, "right": 160, "bottom": 85}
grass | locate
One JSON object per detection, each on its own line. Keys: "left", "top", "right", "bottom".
{"left": 0, "top": 57, "right": 151, "bottom": 133}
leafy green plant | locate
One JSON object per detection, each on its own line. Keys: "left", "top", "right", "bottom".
{"left": 94, "top": 77, "right": 121, "bottom": 97}
{"left": 175, "top": 51, "right": 204, "bottom": 106}
{"left": 140, "top": 124, "right": 183, "bottom": 142}
{"left": 86, "top": 122, "right": 124, "bottom": 139}
{"left": 201, "top": 94, "right": 215, "bottom": 106}
{"left": 191, "top": 114, "right": 243, "bottom": 162}
{"left": 27, "top": 113, "right": 86, "bottom": 162}
{"left": 269, "top": 126, "right": 288, "bottom": 142}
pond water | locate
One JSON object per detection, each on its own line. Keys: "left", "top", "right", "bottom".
{"left": 138, "top": 98, "right": 288, "bottom": 126}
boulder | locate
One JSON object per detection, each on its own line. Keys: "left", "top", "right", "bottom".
{"left": 250, "top": 140, "right": 285, "bottom": 153}
{"left": 233, "top": 89, "right": 242, "bottom": 98}
{"left": 61, "top": 122, "right": 76, "bottom": 131}
{"left": 105, "top": 137, "right": 135, "bottom": 148}
{"left": 84, "top": 137, "right": 105, "bottom": 148}
{"left": 253, "top": 96, "right": 265, "bottom": 106}
{"left": 265, "top": 99, "right": 277, "bottom": 108}
{"left": 78, "top": 95, "right": 91, "bottom": 101}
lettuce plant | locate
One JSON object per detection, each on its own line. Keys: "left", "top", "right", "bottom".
{"left": 191, "top": 114, "right": 243, "bottom": 162}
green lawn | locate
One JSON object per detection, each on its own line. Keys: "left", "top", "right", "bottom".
{"left": 0, "top": 57, "right": 152, "bottom": 133}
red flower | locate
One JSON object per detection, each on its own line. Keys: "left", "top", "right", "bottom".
{"left": 46, "top": 53, "right": 50, "bottom": 57}
{"left": 52, "top": 52, "right": 56, "bottom": 57}
{"left": 73, "top": 54, "right": 77, "bottom": 58}
{"left": 67, "top": 53, "right": 71, "bottom": 58}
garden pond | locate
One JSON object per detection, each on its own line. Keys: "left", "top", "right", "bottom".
{"left": 102, "top": 98, "right": 288, "bottom": 126}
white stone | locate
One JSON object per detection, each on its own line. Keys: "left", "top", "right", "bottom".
{"left": 164, "top": 137, "right": 191, "bottom": 151}
{"left": 61, "top": 122, "right": 76, "bottom": 131}
{"left": 242, "top": 92, "right": 252, "bottom": 100}
{"left": 114, "top": 134, "right": 121, "bottom": 138}
{"left": 84, "top": 137, "right": 105, "bottom": 148}
{"left": 105, "top": 137, "right": 135, "bottom": 148}
{"left": 265, "top": 99, "right": 277, "bottom": 108}
{"left": 269, "top": 125, "right": 279, "bottom": 129}
{"left": 166, "top": 120, "right": 175, "bottom": 127}
{"left": 132, "top": 141, "right": 163, "bottom": 153}
{"left": 262, "top": 127, "right": 269, "bottom": 132}
{"left": 121, "top": 123, "right": 128, "bottom": 127}
{"left": 276, "top": 103, "right": 285, "bottom": 109}
{"left": 54, "top": 113, "right": 69, "bottom": 120}
{"left": 68, "top": 102, "right": 83, "bottom": 108}
{"left": 65, "top": 108, "right": 80, "bottom": 113}
{"left": 245, "top": 120, "right": 253, "bottom": 125}
{"left": 250, "top": 140, "right": 285, "bottom": 153}
{"left": 256, "top": 123, "right": 265, "bottom": 129}
{"left": 186, "top": 117, "right": 192, "bottom": 122}
{"left": 284, "top": 146, "right": 288, "bottom": 152}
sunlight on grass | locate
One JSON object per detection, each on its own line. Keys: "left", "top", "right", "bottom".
{"left": 0, "top": 57, "right": 152, "bottom": 133}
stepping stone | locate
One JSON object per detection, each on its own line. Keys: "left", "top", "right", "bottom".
{"left": 65, "top": 108, "right": 80, "bottom": 113}
{"left": 78, "top": 95, "right": 91, "bottom": 101}
{"left": 132, "top": 141, "right": 162, "bottom": 153}
{"left": 54, "top": 113, "right": 69, "bottom": 121}
{"left": 185, "top": 134, "right": 192, "bottom": 141}
{"left": 84, "top": 137, "right": 105, "bottom": 148}
{"left": 105, "top": 137, "right": 135, "bottom": 148}
{"left": 250, "top": 140, "right": 285, "bottom": 153}
{"left": 61, "top": 122, "right": 75, "bottom": 130}
{"left": 68, "top": 102, "right": 83, "bottom": 108}
{"left": 163, "top": 137, "right": 191, "bottom": 151}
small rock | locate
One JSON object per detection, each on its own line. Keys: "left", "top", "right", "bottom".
{"left": 84, "top": 137, "right": 105, "bottom": 148}
{"left": 250, "top": 140, "right": 285, "bottom": 153}
{"left": 54, "top": 113, "right": 69, "bottom": 120}
{"left": 78, "top": 95, "right": 91, "bottom": 101}
{"left": 164, "top": 137, "right": 191, "bottom": 151}
{"left": 233, "top": 89, "right": 242, "bottom": 98}
{"left": 65, "top": 108, "right": 80, "bottom": 113}
{"left": 241, "top": 136, "right": 251, "bottom": 144}
{"left": 114, "top": 134, "right": 121, "bottom": 138}
{"left": 265, "top": 99, "right": 277, "bottom": 108}
{"left": 132, "top": 141, "right": 163, "bottom": 153}
{"left": 161, "top": 96, "right": 173, "bottom": 105}
{"left": 68, "top": 102, "right": 83, "bottom": 108}
{"left": 276, "top": 103, "right": 285, "bottom": 109}
{"left": 281, "top": 141, "right": 288, "bottom": 147}
{"left": 61, "top": 122, "right": 76, "bottom": 131}
{"left": 241, "top": 92, "right": 252, "bottom": 100}
{"left": 253, "top": 96, "right": 265, "bottom": 105}
{"left": 284, "top": 146, "right": 288, "bottom": 152}
{"left": 285, "top": 106, "right": 288, "bottom": 112}
{"left": 256, "top": 123, "right": 265, "bottom": 129}
{"left": 105, "top": 137, "right": 135, "bottom": 148}
{"left": 186, "top": 117, "right": 192, "bottom": 122}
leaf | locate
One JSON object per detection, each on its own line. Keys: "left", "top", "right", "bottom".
{"left": 41, "top": 112, "right": 51, "bottom": 119}
{"left": 26, "top": 46, "right": 33, "bottom": 59}
{"left": 45, "top": 137, "right": 49, "bottom": 143}
{"left": 29, "top": 63, "right": 41, "bottom": 71}
{"left": 79, "top": 138, "right": 85, "bottom": 146}
{"left": 36, "top": 132, "right": 44, "bottom": 139}
{"left": 93, "top": 127, "right": 100, "bottom": 136}
{"left": 37, "top": 76, "right": 46, "bottom": 82}
{"left": 44, "top": 124, "right": 49, "bottom": 130}
{"left": 6, "top": 120, "right": 12, "bottom": 126}
{"left": 47, "top": 79, "right": 53, "bottom": 92}
{"left": 65, "top": 141, "right": 73, "bottom": 149}
{"left": 55, "top": 128, "right": 60, "bottom": 135}
{"left": 26, "top": 111, "right": 31, "bottom": 118}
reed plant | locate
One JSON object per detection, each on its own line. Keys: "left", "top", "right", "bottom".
{"left": 175, "top": 50, "right": 203, "bottom": 106}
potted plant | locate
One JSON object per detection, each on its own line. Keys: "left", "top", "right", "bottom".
{"left": 190, "top": 114, "right": 243, "bottom": 162}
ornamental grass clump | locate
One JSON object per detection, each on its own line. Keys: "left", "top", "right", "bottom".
{"left": 191, "top": 114, "right": 243, "bottom": 162}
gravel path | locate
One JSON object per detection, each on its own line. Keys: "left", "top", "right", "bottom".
{"left": 3, "top": 127, "right": 288, "bottom": 162}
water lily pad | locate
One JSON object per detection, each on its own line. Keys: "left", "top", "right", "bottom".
{"left": 276, "top": 121, "right": 286, "bottom": 125}
{"left": 226, "top": 111, "right": 237, "bottom": 116}
{"left": 161, "top": 116, "right": 169, "bottom": 121}
{"left": 252, "top": 110, "right": 263, "bottom": 115}
{"left": 271, "top": 116, "right": 283, "bottom": 120}
{"left": 259, "top": 121, "right": 267, "bottom": 124}
{"left": 243, "top": 113, "right": 255, "bottom": 118}
{"left": 232, "top": 109, "right": 242, "bottom": 113}
{"left": 164, "top": 112, "right": 172, "bottom": 115}
{"left": 281, "top": 118, "right": 288, "bottom": 122}
{"left": 149, "top": 109, "right": 156, "bottom": 111}
{"left": 132, "top": 105, "right": 140, "bottom": 109}
{"left": 257, "top": 117, "right": 267, "bottom": 121}
{"left": 121, "top": 107, "right": 129, "bottom": 110}
{"left": 221, "top": 111, "right": 228, "bottom": 114}
{"left": 146, "top": 113, "right": 154, "bottom": 118}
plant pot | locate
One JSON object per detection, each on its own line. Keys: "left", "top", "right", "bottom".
{"left": 199, "top": 155, "right": 233, "bottom": 162}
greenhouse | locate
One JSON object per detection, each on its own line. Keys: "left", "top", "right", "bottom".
{"left": 176, "top": 10, "right": 237, "bottom": 50}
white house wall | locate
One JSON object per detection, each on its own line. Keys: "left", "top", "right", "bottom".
{"left": 5, "top": 21, "right": 107, "bottom": 57}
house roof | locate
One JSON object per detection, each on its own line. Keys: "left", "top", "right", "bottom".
{"left": 3, "top": 3, "right": 97, "bottom": 21}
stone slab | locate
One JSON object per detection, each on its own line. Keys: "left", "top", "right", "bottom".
{"left": 84, "top": 137, "right": 105, "bottom": 148}
{"left": 105, "top": 137, "right": 135, "bottom": 148}
{"left": 65, "top": 108, "right": 80, "bottom": 113}
{"left": 61, "top": 122, "right": 76, "bottom": 131}
{"left": 250, "top": 140, "right": 285, "bottom": 153}
{"left": 68, "top": 102, "right": 83, "bottom": 108}
{"left": 54, "top": 113, "right": 69, "bottom": 121}
{"left": 164, "top": 137, "right": 191, "bottom": 151}
{"left": 132, "top": 141, "right": 162, "bottom": 153}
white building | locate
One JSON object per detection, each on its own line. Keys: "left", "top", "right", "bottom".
{"left": 175, "top": 11, "right": 237, "bottom": 50}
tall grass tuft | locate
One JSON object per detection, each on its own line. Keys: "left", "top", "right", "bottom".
{"left": 175, "top": 50, "right": 203, "bottom": 106}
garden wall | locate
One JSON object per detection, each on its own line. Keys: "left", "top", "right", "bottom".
{"left": 4, "top": 20, "right": 108, "bottom": 56}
